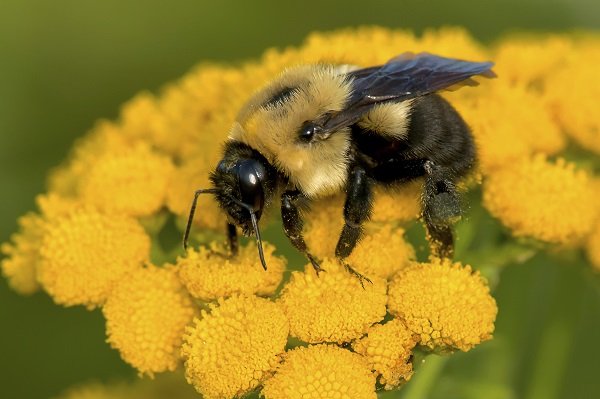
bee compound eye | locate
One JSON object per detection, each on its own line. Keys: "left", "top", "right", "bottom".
{"left": 236, "top": 160, "right": 265, "bottom": 215}
{"left": 298, "top": 121, "right": 321, "bottom": 142}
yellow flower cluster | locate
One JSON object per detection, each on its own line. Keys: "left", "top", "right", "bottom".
{"left": 262, "top": 344, "right": 377, "bottom": 399}
{"left": 278, "top": 259, "right": 388, "bottom": 343}
{"left": 353, "top": 319, "right": 417, "bottom": 389}
{"left": 181, "top": 295, "right": 289, "bottom": 399}
{"left": 103, "top": 265, "right": 196, "bottom": 376}
{"left": 178, "top": 242, "right": 285, "bottom": 300}
{"left": 4, "top": 26, "right": 599, "bottom": 398}
{"left": 388, "top": 258, "right": 497, "bottom": 351}
{"left": 484, "top": 155, "right": 598, "bottom": 244}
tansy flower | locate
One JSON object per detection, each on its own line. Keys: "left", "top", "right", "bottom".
{"left": 492, "top": 35, "right": 572, "bottom": 87}
{"left": 388, "top": 258, "right": 497, "bottom": 352}
{"left": 483, "top": 155, "right": 598, "bottom": 244}
{"left": 1, "top": 194, "right": 80, "bottom": 295}
{"left": 545, "top": 37, "right": 600, "bottom": 154}
{"left": 103, "top": 264, "right": 197, "bottom": 376}
{"left": 447, "top": 81, "right": 565, "bottom": 173}
{"left": 47, "top": 123, "right": 135, "bottom": 197}
{"left": 78, "top": 142, "right": 175, "bottom": 217}
{"left": 37, "top": 206, "right": 150, "bottom": 308}
{"left": 1, "top": 213, "right": 45, "bottom": 294}
{"left": 181, "top": 295, "right": 289, "bottom": 399}
{"left": 278, "top": 259, "right": 387, "bottom": 343}
{"left": 353, "top": 319, "right": 417, "bottom": 390}
{"left": 262, "top": 344, "right": 376, "bottom": 399}
{"left": 177, "top": 242, "right": 285, "bottom": 301}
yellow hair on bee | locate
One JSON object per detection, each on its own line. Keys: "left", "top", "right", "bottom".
{"left": 230, "top": 65, "right": 354, "bottom": 198}
{"left": 358, "top": 100, "right": 413, "bottom": 139}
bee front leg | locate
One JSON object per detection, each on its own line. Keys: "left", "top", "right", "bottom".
{"left": 281, "top": 190, "right": 323, "bottom": 273}
{"left": 335, "top": 165, "right": 373, "bottom": 287}
{"left": 226, "top": 222, "right": 239, "bottom": 256}
{"left": 422, "top": 160, "right": 461, "bottom": 259}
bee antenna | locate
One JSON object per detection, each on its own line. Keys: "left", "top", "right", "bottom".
{"left": 248, "top": 210, "right": 267, "bottom": 271}
{"left": 228, "top": 196, "right": 268, "bottom": 271}
{"left": 183, "top": 188, "right": 219, "bottom": 251}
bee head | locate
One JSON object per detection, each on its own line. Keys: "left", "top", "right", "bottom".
{"left": 210, "top": 158, "right": 268, "bottom": 235}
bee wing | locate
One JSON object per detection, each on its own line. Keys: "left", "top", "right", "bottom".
{"left": 322, "top": 52, "right": 494, "bottom": 133}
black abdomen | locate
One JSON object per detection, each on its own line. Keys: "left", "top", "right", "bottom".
{"left": 351, "top": 94, "right": 475, "bottom": 183}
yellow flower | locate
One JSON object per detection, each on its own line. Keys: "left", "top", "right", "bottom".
{"left": 492, "top": 35, "right": 573, "bottom": 87}
{"left": 352, "top": 319, "right": 417, "bottom": 390}
{"left": 79, "top": 142, "right": 175, "bottom": 217}
{"left": 1, "top": 213, "right": 44, "bottom": 295}
{"left": 1, "top": 194, "right": 81, "bottom": 295}
{"left": 177, "top": 242, "right": 285, "bottom": 301}
{"left": 38, "top": 206, "right": 150, "bottom": 308}
{"left": 103, "top": 264, "right": 197, "bottom": 376}
{"left": 119, "top": 65, "right": 244, "bottom": 160}
{"left": 278, "top": 259, "right": 387, "bottom": 343}
{"left": 483, "top": 155, "right": 598, "bottom": 244}
{"left": 446, "top": 81, "right": 565, "bottom": 174}
{"left": 181, "top": 294, "right": 289, "bottom": 399}
{"left": 545, "top": 37, "right": 600, "bottom": 154}
{"left": 388, "top": 258, "right": 497, "bottom": 352}
{"left": 262, "top": 344, "right": 376, "bottom": 399}
{"left": 47, "top": 123, "right": 134, "bottom": 197}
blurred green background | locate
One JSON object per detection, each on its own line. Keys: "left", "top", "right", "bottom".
{"left": 1, "top": 1, "right": 599, "bottom": 398}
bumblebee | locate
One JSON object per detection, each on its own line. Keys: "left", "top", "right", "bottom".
{"left": 184, "top": 52, "right": 494, "bottom": 281}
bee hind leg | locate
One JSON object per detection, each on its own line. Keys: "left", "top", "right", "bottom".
{"left": 422, "top": 160, "right": 461, "bottom": 259}
{"left": 281, "top": 190, "right": 324, "bottom": 274}
{"left": 335, "top": 165, "right": 373, "bottom": 287}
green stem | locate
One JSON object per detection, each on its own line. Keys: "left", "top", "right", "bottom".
{"left": 400, "top": 354, "right": 449, "bottom": 399}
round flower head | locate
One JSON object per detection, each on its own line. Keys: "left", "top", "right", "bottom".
{"left": 545, "top": 38, "right": 600, "bottom": 154}
{"left": 37, "top": 206, "right": 150, "bottom": 308}
{"left": 103, "top": 264, "right": 197, "bottom": 376}
{"left": 119, "top": 65, "right": 244, "bottom": 160}
{"left": 483, "top": 155, "right": 598, "bottom": 244}
{"left": 492, "top": 35, "right": 572, "bottom": 87}
{"left": 388, "top": 258, "right": 497, "bottom": 352}
{"left": 352, "top": 319, "right": 417, "bottom": 390}
{"left": 1, "top": 194, "right": 81, "bottom": 295}
{"left": 181, "top": 295, "right": 289, "bottom": 399}
{"left": 177, "top": 242, "right": 285, "bottom": 301}
{"left": 47, "top": 124, "right": 134, "bottom": 197}
{"left": 278, "top": 259, "right": 387, "bottom": 343}
{"left": 262, "top": 344, "right": 376, "bottom": 399}
{"left": 447, "top": 81, "right": 564, "bottom": 173}
{"left": 1, "top": 213, "right": 44, "bottom": 294}
{"left": 78, "top": 142, "right": 175, "bottom": 217}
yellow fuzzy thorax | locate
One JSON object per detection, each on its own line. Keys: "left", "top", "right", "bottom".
{"left": 230, "top": 65, "right": 354, "bottom": 197}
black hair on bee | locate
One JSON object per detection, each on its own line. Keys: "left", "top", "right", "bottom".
{"left": 184, "top": 52, "right": 494, "bottom": 282}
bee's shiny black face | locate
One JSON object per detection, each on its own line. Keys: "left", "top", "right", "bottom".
{"left": 234, "top": 159, "right": 266, "bottom": 219}
{"left": 212, "top": 158, "right": 267, "bottom": 235}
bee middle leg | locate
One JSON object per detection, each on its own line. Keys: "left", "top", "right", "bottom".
{"left": 422, "top": 160, "right": 461, "bottom": 259}
{"left": 281, "top": 190, "right": 323, "bottom": 273}
{"left": 335, "top": 165, "right": 373, "bottom": 286}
